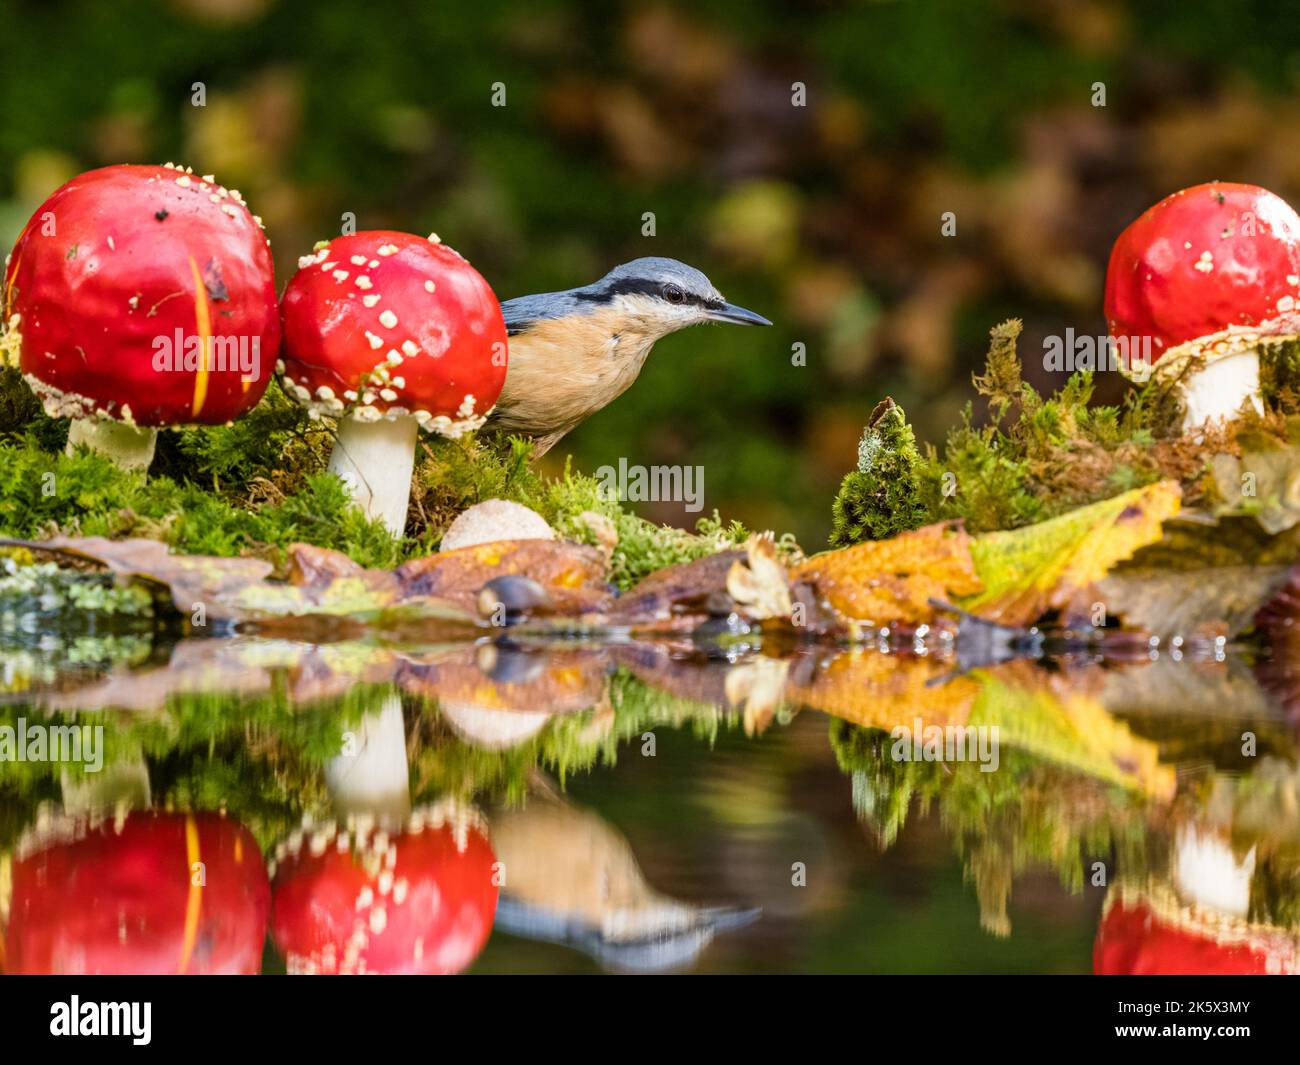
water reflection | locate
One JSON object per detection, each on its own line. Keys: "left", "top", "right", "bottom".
{"left": 492, "top": 785, "right": 761, "bottom": 973}
{"left": 1, "top": 625, "right": 1298, "bottom": 974}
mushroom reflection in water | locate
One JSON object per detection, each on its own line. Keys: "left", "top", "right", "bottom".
{"left": 3, "top": 755, "right": 270, "bottom": 974}
{"left": 1095, "top": 822, "right": 1298, "bottom": 975}
{"left": 490, "top": 783, "right": 759, "bottom": 973}
{"left": 269, "top": 691, "right": 499, "bottom": 974}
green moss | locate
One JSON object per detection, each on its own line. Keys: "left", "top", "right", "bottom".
{"left": 906, "top": 318, "right": 1300, "bottom": 537}
{"left": 525, "top": 463, "right": 751, "bottom": 589}
{"left": 0, "top": 366, "right": 41, "bottom": 435}
{"left": 0, "top": 373, "right": 408, "bottom": 565}
{"left": 828, "top": 397, "right": 929, "bottom": 547}
{"left": 1257, "top": 335, "right": 1300, "bottom": 411}
{"left": 0, "top": 434, "right": 406, "bottom": 568}
{"left": 160, "top": 379, "right": 326, "bottom": 493}
{"left": 411, "top": 433, "right": 545, "bottom": 546}
{"left": 923, "top": 414, "right": 1044, "bottom": 530}
{"left": 0, "top": 397, "right": 766, "bottom": 588}
{"left": 855, "top": 318, "right": 1207, "bottom": 534}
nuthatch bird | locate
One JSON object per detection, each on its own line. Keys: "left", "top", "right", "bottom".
{"left": 490, "top": 257, "right": 772, "bottom": 455}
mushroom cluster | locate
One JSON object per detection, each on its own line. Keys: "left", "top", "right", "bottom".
{"left": 2, "top": 167, "right": 512, "bottom": 529}
{"left": 3, "top": 163, "right": 280, "bottom": 469}
{"left": 279, "top": 230, "right": 508, "bottom": 535}
{"left": 1107, "top": 181, "right": 1300, "bottom": 430}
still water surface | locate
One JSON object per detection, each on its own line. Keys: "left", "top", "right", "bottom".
{"left": 1, "top": 629, "right": 1295, "bottom": 975}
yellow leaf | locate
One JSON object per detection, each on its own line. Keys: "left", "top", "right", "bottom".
{"left": 960, "top": 481, "right": 1182, "bottom": 626}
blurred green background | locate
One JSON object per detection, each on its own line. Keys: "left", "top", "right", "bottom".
{"left": 3, "top": 0, "right": 1300, "bottom": 546}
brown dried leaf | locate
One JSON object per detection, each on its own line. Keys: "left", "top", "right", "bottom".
{"left": 610, "top": 549, "right": 747, "bottom": 624}
{"left": 725, "top": 535, "right": 793, "bottom": 620}
{"left": 396, "top": 539, "right": 612, "bottom": 615}
{"left": 1088, "top": 565, "right": 1291, "bottom": 640}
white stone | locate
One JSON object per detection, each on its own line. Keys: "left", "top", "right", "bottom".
{"left": 439, "top": 499, "right": 556, "bottom": 551}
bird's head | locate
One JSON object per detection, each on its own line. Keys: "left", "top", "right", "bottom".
{"left": 576, "top": 257, "right": 771, "bottom": 340}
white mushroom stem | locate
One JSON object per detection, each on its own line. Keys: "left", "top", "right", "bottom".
{"left": 1179, "top": 350, "right": 1262, "bottom": 431}
{"left": 327, "top": 414, "right": 417, "bottom": 537}
{"left": 66, "top": 419, "right": 158, "bottom": 472}
{"left": 1172, "top": 824, "right": 1255, "bottom": 918}
{"left": 325, "top": 692, "right": 411, "bottom": 825}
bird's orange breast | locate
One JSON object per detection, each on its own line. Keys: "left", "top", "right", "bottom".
{"left": 493, "top": 307, "right": 657, "bottom": 437}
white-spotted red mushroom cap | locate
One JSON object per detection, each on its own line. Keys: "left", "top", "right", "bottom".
{"left": 278, "top": 230, "right": 507, "bottom": 437}
{"left": 269, "top": 800, "right": 498, "bottom": 975}
{"left": 1107, "top": 182, "right": 1300, "bottom": 382}
{"left": 4, "top": 163, "right": 279, "bottom": 427}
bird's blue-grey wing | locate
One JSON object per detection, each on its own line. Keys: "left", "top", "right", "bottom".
{"left": 500, "top": 291, "right": 589, "bottom": 336}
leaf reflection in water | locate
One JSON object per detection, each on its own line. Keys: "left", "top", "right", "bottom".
{"left": 1, "top": 616, "right": 1299, "bottom": 973}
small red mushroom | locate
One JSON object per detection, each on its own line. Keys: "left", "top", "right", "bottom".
{"left": 279, "top": 230, "right": 508, "bottom": 535}
{"left": 3, "top": 163, "right": 280, "bottom": 469}
{"left": 4, "top": 809, "right": 270, "bottom": 974}
{"left": 270, "top": 800, "right": 499, "bottom": 974}
{"left": 1105, "top": 181, "right": 1300, "bottom": 430}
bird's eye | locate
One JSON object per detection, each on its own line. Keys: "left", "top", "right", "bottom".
{"left": 663, "top": 283, "right": 685, "bottom": 304}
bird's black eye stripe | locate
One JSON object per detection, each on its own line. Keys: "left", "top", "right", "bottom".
{"left": 572, "top": 277, "right": 713, "bottom": 308}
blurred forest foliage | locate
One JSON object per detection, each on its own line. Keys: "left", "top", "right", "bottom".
{"left": 3, "top": 0, "right": 1300, "bottom": 545}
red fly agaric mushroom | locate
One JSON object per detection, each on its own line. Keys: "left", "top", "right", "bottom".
{"left": 279, "top": 230, "right": 508, "bottom": 535}
{"left": 1106, "top": 181, "right": 1300, "bottom": 431}
{"left": 5, "top": 809, "right": 270, "bottom": 974}
{"left": 2, "top": 163, "right": 279, "bottom": 469}
{"left": 269, "top": 694, "right": 499, "bottom": 973}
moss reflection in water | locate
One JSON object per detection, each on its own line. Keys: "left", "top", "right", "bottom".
{"left": 2, "top": 627, "right": 1299, "bottom": 972}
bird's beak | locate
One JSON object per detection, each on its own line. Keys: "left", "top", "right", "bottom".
{"left": 708, "top": 302, "right": 772, "bottom": 327}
